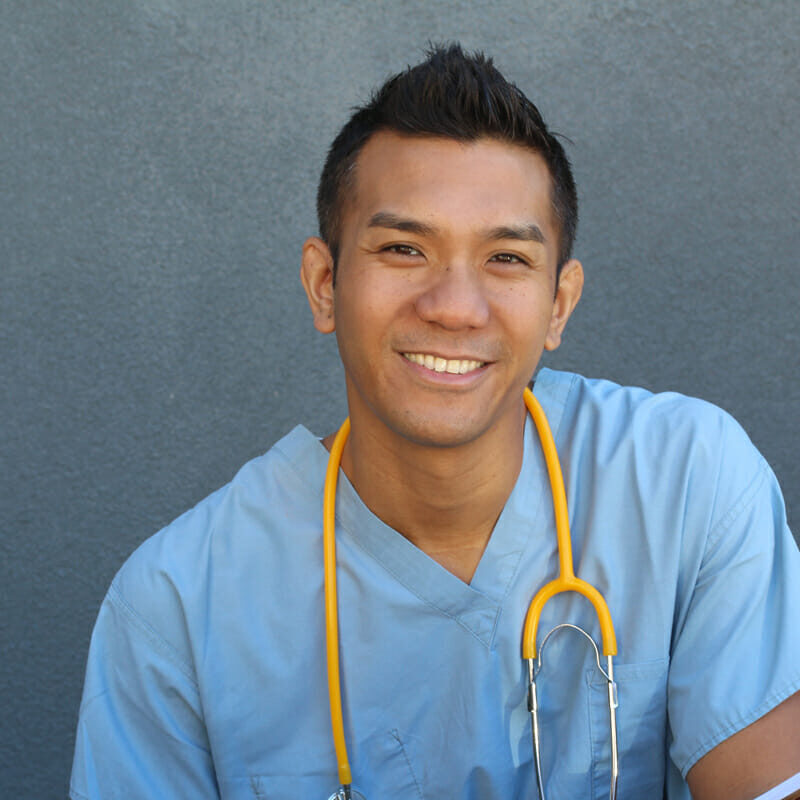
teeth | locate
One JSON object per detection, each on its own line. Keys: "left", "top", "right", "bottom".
{"left": 403, "top": 353, "right": 484, "bottom": 374}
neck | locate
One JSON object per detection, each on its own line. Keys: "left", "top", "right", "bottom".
{"left": 326, "top": 406, "right": 527, "bottom": 584}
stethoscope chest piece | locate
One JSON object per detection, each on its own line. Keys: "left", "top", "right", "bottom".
{"left": 327, "top": 788, "right": 366, "bottom": 800}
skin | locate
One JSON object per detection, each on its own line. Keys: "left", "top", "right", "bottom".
{"left": 686, "top": 689, "right": 800, "bottom": 799}
{"left": 301, "top": 130, "right": 800, "bottom": 797}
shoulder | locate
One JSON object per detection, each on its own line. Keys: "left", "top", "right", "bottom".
{"left": 534, "top": 369, "right": 777, "bottom": 579}
{"left": 107, "top": 424, "right": 326, "bottom": 659}
{"left": 538, "top": 367, "right": 745, "bottom": 440}
{"left": 537, "top": 368, "right": 765, "bottom": 507}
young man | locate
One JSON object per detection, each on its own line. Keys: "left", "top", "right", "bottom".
{"left": 71, "top": 46, "right": 800, "bottom": 799}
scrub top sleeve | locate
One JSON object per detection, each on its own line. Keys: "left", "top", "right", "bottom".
{"left": 70, "top": 583, "right": 220, "bottom": 799}
{"left": 667, "top": 443, "right": 800, "bottom": 778}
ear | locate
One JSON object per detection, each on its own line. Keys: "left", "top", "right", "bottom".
{"left": 300, "top": 236, "right": 336, "bottom": 334}
{"left": 544, "top": 258, "right": 583, "bottom": 351}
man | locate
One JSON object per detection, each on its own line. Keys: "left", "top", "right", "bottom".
{"left": 71, "top": 45, "right": 800, "bottom": 799}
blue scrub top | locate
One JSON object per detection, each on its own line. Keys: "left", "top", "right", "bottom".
{"left": 71, "top": 369, "right": 800, "bottom": 799}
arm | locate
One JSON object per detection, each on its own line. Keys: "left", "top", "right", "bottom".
{"left": 687, "top": 691, "right": 800, "bottom": 800}
{"left": 70, "top": 584, "right": 220, "bottom": 799}
{"left": 665, "top": 411, "right": 800, "bottom": 795}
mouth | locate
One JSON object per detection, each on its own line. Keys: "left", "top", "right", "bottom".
{"left": 402, "top": 352, "right": 486, "bottom": 375}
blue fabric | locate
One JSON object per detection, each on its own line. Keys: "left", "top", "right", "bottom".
{"left": 70, "top": 369, "right": 800, "bottom": 799}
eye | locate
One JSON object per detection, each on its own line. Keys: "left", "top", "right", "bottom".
{"left": 490, "top": 252, "right": 528, "bottom": 266}
{"left": 383, "top": 244, "right": 422, "bottom": 257}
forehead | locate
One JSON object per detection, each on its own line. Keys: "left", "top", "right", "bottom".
{"left": 342, "top": 131, "right": 558, "bottom": 244}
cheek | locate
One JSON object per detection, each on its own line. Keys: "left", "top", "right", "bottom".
{"left": 496, "top": 288, "right": 555, "bottom": 335}
{"left": 348, "top": 272, "right": 417, "bottom": 327}
{"left": 333, "top": 279, "right": 399, "bottom": 359}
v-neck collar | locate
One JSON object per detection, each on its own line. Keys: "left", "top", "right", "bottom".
{"left": 304, "top": 368, "right": 573, "bottom": 649}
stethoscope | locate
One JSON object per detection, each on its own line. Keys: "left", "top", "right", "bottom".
{"left": 322, "top": 388, "right": 619, "bottom": 800}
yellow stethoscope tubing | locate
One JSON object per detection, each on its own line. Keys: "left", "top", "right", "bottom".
{"left": 521, "top": 387, "right": 617, "bottom": 659}
{"left": 322, "top": 388, "right": 617, "bottom": 788}
{"left": 323, "top": 416, "right": 353, "bottom": 788}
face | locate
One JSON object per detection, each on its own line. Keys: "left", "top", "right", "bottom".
{"left": 302, "top": 132, "right": 582, "bottom": 450}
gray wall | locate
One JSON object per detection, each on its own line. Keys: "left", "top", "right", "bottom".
{"left": 2, "top": 1, "right": 797, "bottom": 795}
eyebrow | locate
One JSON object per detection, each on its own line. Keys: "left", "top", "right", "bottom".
{"left": 367, "top": 212, "right": 546, "bottom": 245}
{"left": 367, "top": 212, "right": 436, "bottom": 237}
{"left": 485, "top": 224, "right": 546, "bottom": 245}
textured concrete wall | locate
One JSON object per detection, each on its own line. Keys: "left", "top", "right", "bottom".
{"left": 2, "top": 1, "right": 797, "bottom": 794}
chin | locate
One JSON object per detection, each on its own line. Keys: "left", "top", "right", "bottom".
{"left": 387, "top": 410, "right": 491, "bottom": 449}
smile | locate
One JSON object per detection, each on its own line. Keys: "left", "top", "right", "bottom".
{"left": 402, "top": 352, "right": 485, "bottom": 374}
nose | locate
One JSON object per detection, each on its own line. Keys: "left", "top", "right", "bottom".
{"left": 414, "top": 264, "right": 490, "bottom": 330}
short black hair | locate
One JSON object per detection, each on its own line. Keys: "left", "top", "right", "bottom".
{"left": 316, "top": 43, "right": 578, "bottom": 277}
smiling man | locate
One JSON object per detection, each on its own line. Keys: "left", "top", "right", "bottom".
{"left": 71, "top": 45, "right": 800, "bottom": 799}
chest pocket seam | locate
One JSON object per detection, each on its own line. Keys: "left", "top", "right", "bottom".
{"left": 390, "top": 728, "right": 425, "bottom": 800}
{"left": 245, "top": 727, "right": 423, "bottom": 799}
{"left": 587, "top": 659, "right": 669, "bottom": 799}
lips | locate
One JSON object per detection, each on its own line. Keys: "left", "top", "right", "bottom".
{"left": 402, "top": 352, "right": 486, "bottom": 374}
